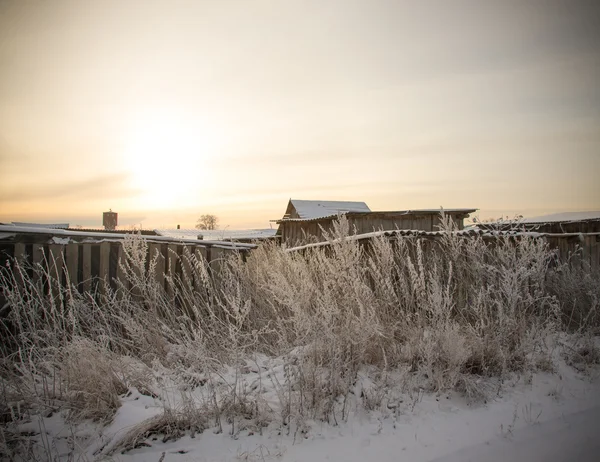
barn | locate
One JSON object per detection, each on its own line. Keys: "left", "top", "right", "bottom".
{"left": 274, "top": 199, "right": 476, "bottom": 246}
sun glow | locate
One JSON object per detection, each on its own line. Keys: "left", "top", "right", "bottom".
{"left": 124, "top": 113, "right": 221, "bottom": 209}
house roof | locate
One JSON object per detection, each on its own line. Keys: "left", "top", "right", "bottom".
{"left": 288, "top": 199, "right": 371, "bottom": 220}
{"left": 155, "top": 228, "right": 278, "bottom": 241}
{"left": 0, "top": 225, "right": 256, "bottom": 249}
{"left": 9, "top": 222, "right": 69, "bottom": 229}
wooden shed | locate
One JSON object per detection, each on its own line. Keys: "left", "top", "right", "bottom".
{"left": 273, "top": 199, "right": 476, "bottom": 246}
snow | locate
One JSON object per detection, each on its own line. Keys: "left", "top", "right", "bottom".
{"left": 521, "top": 211, "right": 600, "bottom": 224}
{"left": 430, "top": 406, "right": 600, "bottom": 462}
{"left": 155, "top": 228, "right": 278, "bottom": 241}
{"left": 289, "top": 200, "right": 371, "bottom": 220}
{"left": 17, "top": 346, "right": 600, "bottom": 462}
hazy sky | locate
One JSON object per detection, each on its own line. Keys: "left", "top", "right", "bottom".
{"left": 1, "top": 0, "right": 599, "bottom": 229}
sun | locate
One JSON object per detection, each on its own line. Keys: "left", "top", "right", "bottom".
{"left": 124, "top": 113, "right": 220, "bottom": 209}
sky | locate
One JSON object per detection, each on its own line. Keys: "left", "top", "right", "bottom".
{"left": 1, "top": 0, "right": 599, "bottom": 229}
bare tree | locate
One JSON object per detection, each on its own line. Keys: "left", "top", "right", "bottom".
{"left": 195, "top": 214, "right": 219, "bottom": 230}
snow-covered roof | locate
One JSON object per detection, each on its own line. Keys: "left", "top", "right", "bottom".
{"left": 9, "top": 222, "right": 69, "bottom": 229}
{"left": 155, "top": 228, "right": 277, "bottom": 241}
{"left": 520, "top": 211, "right": 600, "bottom": 224}
{"left": 289, "top": 199, "right": 371, "bottom": 220}
{"left": 0, "top": 225, "right": 255, "bottom": 249}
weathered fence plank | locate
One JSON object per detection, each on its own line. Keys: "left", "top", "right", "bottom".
{"left": 147, "top": 243, "right": 165, "bottom": 290}
{"left": 82, "top": 244, "right": 92, "bottom": 293}
{"left": 590, "top": 235, "right": 599, "bottom": 270}
{"left": 66, "top": 243, "right": 79, "bottom": 288}
{"left": 166, "top": 244, "right": 179, "bottom": 297}
{"left": 98, "top": 242, "right": 110, "bottom": 289}
{"left": 12, "top": 243, "right": 26, "bottom": 287}
{"left": 116, "top": 244, "right": 128, "bottom": 295}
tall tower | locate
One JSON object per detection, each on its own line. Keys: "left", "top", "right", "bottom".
{"left": 103, "top": 209, "right": 118, "bottom": 230}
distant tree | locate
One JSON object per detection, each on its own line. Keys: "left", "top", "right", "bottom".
{"left": 196, "top": 214, "right": 219, "bottom": 230}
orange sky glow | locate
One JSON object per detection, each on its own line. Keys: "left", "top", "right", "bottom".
{"left": 1, "top": 0, "right": 599, "bottom": 229}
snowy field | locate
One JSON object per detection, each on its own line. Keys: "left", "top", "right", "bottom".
{"left": 10, "top": 346, "right": 600, "bottom": 462}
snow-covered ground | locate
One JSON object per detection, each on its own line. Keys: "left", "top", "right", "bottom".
{"left": 13, "top": 347, "right": 600, "bottom": 462}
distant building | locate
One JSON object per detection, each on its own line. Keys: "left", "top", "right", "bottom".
{"left": 273, "top": 199, "right": 476, "bottom": 246}
{"left": 103, "top": 210, "right": 118, "bottom": 230}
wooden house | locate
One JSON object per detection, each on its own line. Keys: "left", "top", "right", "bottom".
{"left": 274, "top": 199, "right": 476, "bottom": 246}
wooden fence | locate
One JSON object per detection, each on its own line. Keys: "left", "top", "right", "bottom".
{"left": 1, "top": 227, "right": 598, "bottom": 305}
{"left": 545, "top": 233, "right": 600, "bottom": 270}
{"left": 0, "top": 226, "right": 254, "bottom": 297}
{"left": 287, "top": 229, "right": 600, "bottom": 271}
